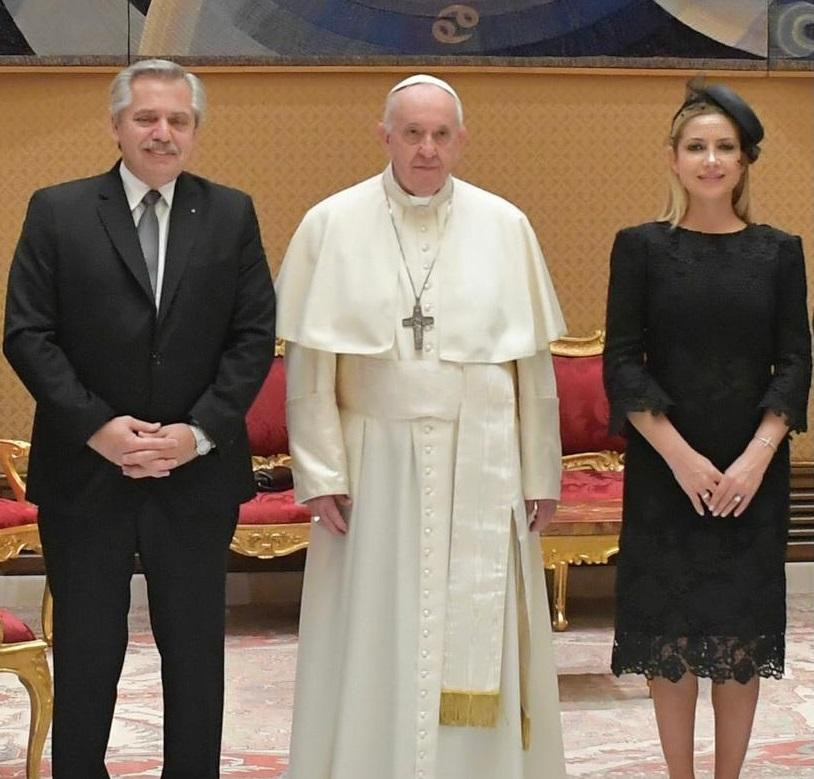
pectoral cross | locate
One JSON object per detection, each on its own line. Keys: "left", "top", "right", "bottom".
{"left": 402, "top": 302, "right": 434, "bottom": 351}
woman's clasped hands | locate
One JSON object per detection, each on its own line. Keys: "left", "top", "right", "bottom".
{"left": 669, "top": 441, "right": 772, "bottom": 518}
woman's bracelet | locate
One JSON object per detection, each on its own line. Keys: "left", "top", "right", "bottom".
{"left": 753, "top": 435, "right": 777, "bottom": 451}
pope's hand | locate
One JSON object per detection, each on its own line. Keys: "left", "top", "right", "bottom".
{"left": 527, "top": 498, "right": 557, "bottom": 533}
{"left": 305, "top": 494, "right": 352, "bottom": 536}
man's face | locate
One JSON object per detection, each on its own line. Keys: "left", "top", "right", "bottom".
{"left": 378, "top": 84, "right": 467, "bottom": 197}
{"left": 112, "top": 76, "right": 197, "bottom": 188}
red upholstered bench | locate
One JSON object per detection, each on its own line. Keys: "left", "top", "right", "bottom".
{"left": 0, "top": 606, "right": 53, "bottom": 778}
{"left": 541, "top": 331, "right": 626, "bottom": 631}
{"left": 230, "top": 349, "right": 312, "bottom": 560}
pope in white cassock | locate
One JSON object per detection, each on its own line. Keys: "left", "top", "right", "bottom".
{"left": 276, "top": 74, "right": 567, "bottom": 779}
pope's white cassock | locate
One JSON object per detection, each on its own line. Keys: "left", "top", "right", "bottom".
{"left": 276, "top": 164, "right": 567, "bottom": 779}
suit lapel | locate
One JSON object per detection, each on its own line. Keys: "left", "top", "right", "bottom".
{"left": 96, "top": 167, "right": 155, "bottom": 307}
{"left": 158, "top": 171, "right": 199, "bottom": 323}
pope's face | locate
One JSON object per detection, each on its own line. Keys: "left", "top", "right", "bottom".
{"left": 378, "top": 84, "right": 467, "bottom": 197}
{"left": 112, "top": 75, "right": 197, "bottom": 189}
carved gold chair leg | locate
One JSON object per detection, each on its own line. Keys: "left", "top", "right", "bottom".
{"left": 552, "top": 560, "right": 570, "bottom": 632}
{"left": 0, "top": 640, "right": 53, "bottom": 779}
{"left": 41, "top": 583, "right": 53, "bottom": 646}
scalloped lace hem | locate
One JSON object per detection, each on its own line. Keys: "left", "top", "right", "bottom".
{"left": 611, "top": 633, "right": 784, "bottom": 684}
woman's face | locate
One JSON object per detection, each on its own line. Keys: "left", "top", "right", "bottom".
{"left": 671, "top": 112, "right": 745, "bottom": 206}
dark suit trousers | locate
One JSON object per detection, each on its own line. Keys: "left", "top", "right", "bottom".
{"left": 38, "top": 495, "right": 239, "bottom": 779}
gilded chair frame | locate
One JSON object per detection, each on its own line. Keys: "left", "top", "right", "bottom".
{"left": 230, "top": 452, "right": 311, "bottom": 558}
{"left": 230, "top": 338, "right": 311, "bottom": 560}
{"left": 0, "top": 621, "right": 53, "bottom": 779}
{"left": 541, "top": 330, "right": 623, "bottom": 631}
{"left": 0, "top": 439, "right": 53, "bottom": 778}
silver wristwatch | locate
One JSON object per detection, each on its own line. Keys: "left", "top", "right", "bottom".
{"left": 189, "top": 424, "right": 213, "bottom": 456}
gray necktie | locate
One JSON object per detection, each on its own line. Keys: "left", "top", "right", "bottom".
{"left": 137, "top": 189, "right": 161, "bottom": 296}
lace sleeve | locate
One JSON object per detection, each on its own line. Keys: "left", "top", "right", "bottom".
{"left": 758, "top": 234, "right": 812, "bottom": 433}
{"left": 603, "top": 227, "right": 673, "bottom": 435}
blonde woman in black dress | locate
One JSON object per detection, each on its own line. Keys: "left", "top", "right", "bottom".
{"left": 604, "top": 81, "right": 811, "bottom": 778}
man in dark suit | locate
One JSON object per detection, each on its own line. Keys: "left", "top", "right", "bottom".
{"left": 3, "top": 59, "right": 276, "bottom": 778}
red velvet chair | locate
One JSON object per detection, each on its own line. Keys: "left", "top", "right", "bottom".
{"left": 0, "top": 440, "right": 52, "bottom": 644}
{"left": 541, "top": 331, "right": 625, "bottom": 631}
{"left": 0, "top": 607, "right": 52, "bottom": 778}
{"left": 230, "top": 344, "right": 312, "bottom": 560}
{"left": 0, "top": 440, "right": 40, "bottom": 563}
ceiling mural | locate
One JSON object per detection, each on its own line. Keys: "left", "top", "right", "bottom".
{"left": 0, "top": 0, "right": 810, "bottom": 66}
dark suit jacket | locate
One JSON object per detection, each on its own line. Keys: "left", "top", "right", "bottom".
{"left": 3, "top": 164, "right": 276, "bottom": 517}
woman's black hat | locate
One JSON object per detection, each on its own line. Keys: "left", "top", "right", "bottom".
{"left": 673, "top": 80, "right": 764, "bottom": 162}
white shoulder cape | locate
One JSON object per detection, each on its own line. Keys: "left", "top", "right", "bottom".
{"left": 276, "top": 171, "right": 566, "bottom": 363}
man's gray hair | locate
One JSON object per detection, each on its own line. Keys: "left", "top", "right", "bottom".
{"left": 110, "top": 59, "right": 206, "bottom": 126}
{"left": 382, "top": 74, "right": 464, "bottom": 131}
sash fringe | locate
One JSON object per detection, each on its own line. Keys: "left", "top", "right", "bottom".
{"left": 439, "top": 691, "right": 499, "bottom": 727}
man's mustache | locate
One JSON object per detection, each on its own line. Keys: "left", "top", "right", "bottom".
{"left": 141, "top": 141, "right": 179, "bottom": 155}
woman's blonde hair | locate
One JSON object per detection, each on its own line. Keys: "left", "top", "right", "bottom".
{"left": 658, "top": 102, "right": 752, "bottom": 227}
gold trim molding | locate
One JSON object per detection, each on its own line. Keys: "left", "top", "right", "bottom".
{"left": 562, "top": 450, "right": 624, "bottom": 472}
{"left": 550, "top": 330, "right": 605, "bottom": 357}
{"left": 541, "top": 534, "right": 620, "bottom": 568}
{"left": 230, "top": 524, "right": 310, "bottom": 559}
{"left": 0, "top": 526, "right": 41, "bottom": 563}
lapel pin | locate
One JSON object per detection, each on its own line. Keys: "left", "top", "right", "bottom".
{"left": 190, "top": 208, "right": 197, "bottom": 214}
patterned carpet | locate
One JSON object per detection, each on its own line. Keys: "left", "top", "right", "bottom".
{"left": 1, "top": 588, "right": 812, "bottom": 778}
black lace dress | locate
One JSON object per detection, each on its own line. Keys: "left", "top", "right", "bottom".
{"left": 604, "top": 222, "right": 811, "bottom": 684}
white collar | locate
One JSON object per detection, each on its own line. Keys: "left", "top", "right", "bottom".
{"left": 118, "top": 161, "right": 177, "bottom": 211}
{"left": 383, "top": 164, "right": 453, "bottom": 212}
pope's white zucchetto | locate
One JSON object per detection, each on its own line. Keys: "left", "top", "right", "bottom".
{"left": 387, "top": 73, "right": 461, "bottom": 103}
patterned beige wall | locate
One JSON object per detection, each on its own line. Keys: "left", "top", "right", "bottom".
{"left": 1, "top": 68, "right": 812, "bottom": 458}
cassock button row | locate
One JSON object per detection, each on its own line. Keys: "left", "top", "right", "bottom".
{"left": 419, "top": 730, "right": 427, "bottom": 739}
{"left": 424, "top": 344, "right": 434, "bottom": 353}
{"left": 423, "top": 424, "right": 433, "bottom": 434}
{"left": 424, "top": 445, "right": 432, "bottom": 454}
{"left": 423, "top": 548, "right": 431, "bottom": 556}
{"left": 419, "top": 711, "right": 427, "bottom": 719}
{"left": 422, "top": 631, "right": 429, "bottom": 638}
{"left": 419, "top": 751, "right": 426, "bottom": 759}
{"left": 423, "top": 609, "right": 430, "bottom": 617}
{"left": 420, "top": 224, "right": 428, "bottom": 233}
{"left": 425, "top": 280, "right": 433, "bottom": 290}
{"left": 420, "top": 689, "right": 428, "bottom": 697}
{"left": 423, "top": 569, "right": 430, "bottom": 578}
{"left": 425, "top": 304, "right": 433, "bottom": 313}
{"left": 421, "top": 650, "right": 429, "bottom": 658}
{"left": 421, "top": 243, "right": 430, "bottom": 252}
{"left": 424, "top": 466, "right": 433, "bottom": 475}
{"left": 424, "top": 526, "right": 432, "bottom": 533}
{"left": 422, "top": 262, "right": 431, "bottom": 270}
{"left": 423, "top": 588, "right": 430, "bottom": 597}
{"left": 421, "top": 667, "right": 428, "bottom": 674}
